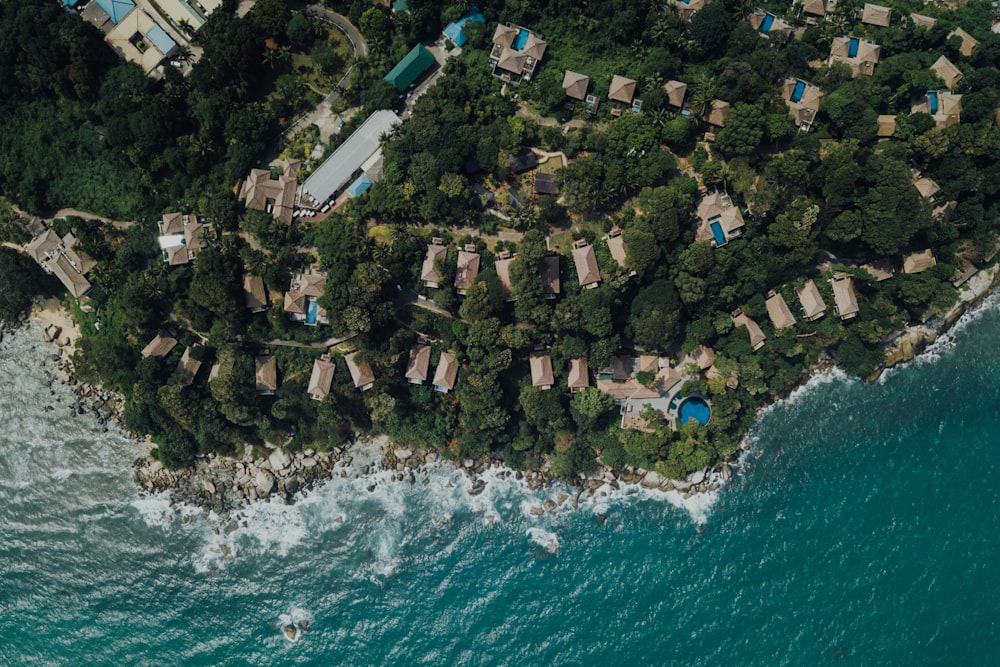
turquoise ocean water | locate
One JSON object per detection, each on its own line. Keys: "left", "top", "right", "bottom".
{"left": 1, "top": 296, "right": 999, "bottom": 666}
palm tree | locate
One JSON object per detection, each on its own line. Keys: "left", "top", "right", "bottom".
{"left": 687, "top": 72, "right": 716, "bottom": 124}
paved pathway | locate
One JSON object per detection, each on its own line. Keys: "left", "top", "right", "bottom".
{"left": 51, "top": 208, "right": 134, "bottom": 230}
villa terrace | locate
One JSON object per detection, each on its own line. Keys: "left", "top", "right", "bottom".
{"left": 695, "top": 190, "right": 745, "bottom": 247}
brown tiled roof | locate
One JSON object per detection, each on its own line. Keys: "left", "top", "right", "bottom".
{"left": 877, "top": 115, "right": 897, "bottom": 137}
{"left": 159, "top": 212, "right": 185, "bottom": 236}
{"left": 405, "top": 344, "right": 431, "bottom": 382}
{"left": 903, "top": 249, "right": 936, "bottom": 274}
{"left": 913, "top": 176, "right": 940, "bottom": 199}
{"left": 176, "top": 347, "right": 203, "bottom": 379}
{"left": 861, "top": 3, "right": 891, "bottom": 27}
{"left": 765, "top": 290, "right": 797, "bottom": 329}
{"left": 691, "top": 344, "right": 715, "bottom": 370}
{"left": 830, "top": 274, "right": 860, "bottom": 319}
{"left": 255, "top": 354, "right": 278, "bottom": 393}
{"left": 495, "top": 253, "right": 515, "bottom": 298}
{"left": 562, "top": 70, "right": 590, "bottom": 100}
{"left": 529, "top": 351, "right": 554, "bottom": 387}
{"left": 345, "top": 352, "right": 375, "bottom": 388}
{"left": 421, "top": 242, "right": 447, "bottom": 284}
{"left": 948, "top": 28, "right": 979, "bottom": 57}
{"left": 308, "top": 354, "right": 335, "bottom": 400}
{"left": 931, "top": 55, "right": 962, "bottom": 89}
{"left": 796, "top": 279, "right": 827, "bottom": 321}
{"left": 606, "top": 229, "right": 627, "bottom": 268}
{"left": 704, "top": 100, "right": 730, "bottom": 127}
{"left": 567, "top": 358, "right": 589, "bottom": 389}
{"left": 799, "top": 0, "right": 826, "bottom": 16}
{"left": 732, "top": 309, "right": 766, "bottom": 350}
{"left": 455, "top": 248, "right": 481, "bottom": 292}
{"left": 910, "top": 13, "right": 936, "bottom": 28}
{"left": 243, "top": 274, "right": 267, "bottom": 311}
{"left": 141, "top": 333, "right": 177, "bottom": 358}
{"left": 663, "top": 80, "right": 688, "bottom": 108}
{"left": 572, "top": 243, "right": 601, "bottom": 287}
{"left": 608, "top": 75, "right": 637, "bottom": 104}
{"left": 432, "top": 350, "right": 459, "bottom": 391}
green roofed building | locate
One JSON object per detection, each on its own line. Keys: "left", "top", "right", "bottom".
{"left": 384, "top": 44, "right": 436, "bottom": 92}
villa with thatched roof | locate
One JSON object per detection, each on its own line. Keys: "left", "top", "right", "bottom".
{"left": 948, "top": 28, "right": 979, "bottom": 57}
{"left": 539, "top": 255, "right": 561, "bottom": 299}
{"left": 405, "top": 343, "right": 432, "bottom": 384}
{"left": 663, "top": 80, "right": 688, "bottom": 110}
{"left": 255, "top": 353, "right": 278, "bottom": 395}
{"left": 455, "top": 244, "right": 481, "bottom": 295}
{"left": 861, "top": 3, "right": 891, "bottom": 27}
{"left": 421, "top": 238, "right": 448, "bottom": 288}
{"left": 495, "top": 251, "right": 516, "bottom": 300}
{"left": 176, "top": 347, "right": 202, "bottom": 381}
{"left": 783, "top": 78, "right": 824, "bottom": 131}
{"left": 606, "top": 227, "right": 628, "bottom": 270}
{"left": 308, "top": 354, "right": 335, "bottom": 401}
{"left": 609, "top": 75, "right": 636, "bottom": 105}
{"left": 691, "top": 345, "right": 716, "bottom": 370}
{"left": 704, "top": 99, "right": 730, "bottom": 128}
{"left": 695, "top": 190, "right": 745, "bottom": 247}
{"left": 530, "top": 351, "right": 554, "bottom": 389}
{"left": 490, "top": 23, "right": 547, "bottom": 83}
{"left": 732, "top": 309, "right": 766, "bottom": 351}
{"left": 433, "top": 350, "right": 459, "bottom": 393}
{"left": 830, "top": 273, "right": 860, "bottom": 320}
{"left": 798, "top": 0, "right": 826, "bottom": 17}
{"left": 749, "top": 8, "right": 793, "bottom": 39}
{"left": 345, "top": 352, "right": 375, "bottom": 391}
{"left": 567, "top": 358, "right": 589, "bottom": 392}
{"left": 283, "top": 269, "right": 328, "bottom": 326}
{"left": 765, "top": 291, "right": 797, "bottom": 329}
{"left": 243, "top": 274, "right": 267, "bottom": 313}
{"left": 877, "top": 115, "right": 897, "bottom": 138}
{"left": 910, "top": 13, "right": 936, "bottom": 29}
{"left": 912, "top": 90, "right": 963, "bottom": 128}
{"left": 242, "top": 160, "right": 300, "bottom": 225}
{"left": 141, "top": 332, "right": 177, "bottom": 358}
{"left": 903, "top": 249, "right": 936, "bottom": 274}
{"left": 796, "top": 279, "right": 827, "bottom": 321}
{"left": 668, "top": 0, "right": 709, "bottom": 21}
{"left": 912, "top": 175, "right": 940, "bottom": 200}
{"left": 572, "top": 240, "right": 601, "bottom": 289}
{"left": 931, "top": 56, "right": 963, "bottom": 89}
{"left": 562, "top": 70, "right": 590, "bottom": 101}
{"left": 829, "top": 37, "right": 881, "bottom": 77}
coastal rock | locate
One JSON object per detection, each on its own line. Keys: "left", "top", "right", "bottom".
{"left": 720, "top": 463, "right": 732, "bottom": 481}
{"left": 203, "top": 480, "right": 216, "bottom": 495}
{"left": 424, "top": 452, "right": 438, "bottom": 464}
{"left": 393, "top": 448, "right": 412, "bottom": 460}
{"left": 463, "top": 458, "right": 474, "bottom": 468}
{"left": 285, "top": 478, "right": 300, "bottom": 496}
{"left": 640, "top": 471, "right": 665, "bottom": 489}
{"left": 301, "top": 457, "right": 317, "bottom": 468}
{"left": 268, "top": 449, "right": 291, "bottom": 471}
{"left": 255, "top": 470, "right": 275, "bottom": 496}
{"left": 687, "top": 469, "right": 706, "bottom": 485}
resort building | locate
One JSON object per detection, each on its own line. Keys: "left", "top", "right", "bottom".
{"left": 860, "top": 3, "right": 891, "bottom": 28}
{"left": 442, "top": 8, "right": 485, "bottom": 47}
{"left": 307, "top": 354, "right": 336, "bottom": 401}
{"left": 384, "top": 44, "right": 436, "bottom": 92}
{"left": 242, "top": 160, "right": 301, "bottom": 226}
{"left": 25, "top": 229, "right": 95, "bottom": 298}
{"left": 749, "top": 9, "right": 794, "bottom": 40}
{"left": 345, "top": 352, "right": 375, "bottom": 391}
{"left": 828, "top": 36, "right": 881, "bottom": 78}
{"left": 157, "top": 213, "right": 209, "bottom": 266}
{"left": 877, "top": 115, "right": 897, "bottom": 138}
{"left": 608, "top": 75, "right": 639, "bottom": 117}
{"left": 455, "top": 245, "right": 481, "bottom": 295}
{"left": 796, "top": 279, "right": 827, "bottom": 321}
{"left": 299, "top": 110, "right": 401, "bottom": 208}
{"left": 668, "top": 0, "right": 710, "bottom": 22}
{"left": 489, "top": 23, "right": 547, "bottom": 84}
{"left": 495, "top": 251, "right": 516, "bottom": 301}
{"left": 903, "top": 249, "right": 936, "bottom": 274}
{"left": 508, "top": 148, "right": 538, "bottom": 173}
{"left": 782, "top": 78, "right": 824, "bottom": 131}
{"left": 529, "top": 351, "right": 554, "bottom": 390}
{"left": 567, "top": 358, "right": 590, "bottom": 393}
{"left": 695, "top": 190, "right": 745, "bottom": 247}
{"left": 562, "top": 70, "right": 590, "bottom": 101}
{"left": 862, "top": 260, "right": 893, "bottom": 282}
{"left": 912, "top": 90, "right": 963, "bottom": 129}
{"left": 534, "top": 173, "right": 558, "bottom": 196}
{"left": 176, "top": 347, "right": 202, "bottom": 382}
{"left": 405, "top": 344, "right": 432, "bottom": 385}
{"left": 255, "top": 353, "right": 278, "bottom": 395}
{"left": 539, "top": 255, "right": 561, "bottom": 299}
{"left": 797, "top": 0, "right": 827, "bottom": 18}
{"left": 243, "top": 274, "right": 267, "bottom": 313}
{"left": 141, "top": 332, "right": 177, "bottom": 358}
{"left": 910, "top": 13, "right": 936, "bottom": 29}
{"left": 691, "top": 345, "right": 716, "bottom": 371}
{"left": 572, "top": 240, "right": 601, "bottom": 289}
{"left": 732, "top": 308, "right": 766, "bottom": 351}
{"left": 99, "top": 3, "right": 179, "bottom": 75}
{"left": 283, "top": 269, "right": 328, "bottom": 326}
{"left": 703, "top": 100, "right": 730, "bottom": 130}
{"left": 765, "top": 290, "right": 797, "bottom": 330}
{"left": 432, "top": 350, "right": 459, "bottom": 393}
{"left": 606, "top": 227, "right": 628, "bottom": 270}
{"left": 912, "top": 175, "right": 940, "bottom": 201}
{"left": 948, "top": 28, "right": 979, "bottom": 57}
{"left": 829, "top": 273, "right": 860, "bottom": 320}
{"left": 421, "top": 238, "right": 447, "bottom": 288}
{"left": 931, "top": 56, "right": 963, "bottom": 90}
{"left": 663, "top": 80, "right": 688, "bottom": 111}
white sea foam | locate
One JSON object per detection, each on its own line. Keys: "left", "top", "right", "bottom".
{"left": 526, "top": 527, "right": 560, "bottom": 555}
{"left": 277, "top": 606, "right": 312, "bottom": 643}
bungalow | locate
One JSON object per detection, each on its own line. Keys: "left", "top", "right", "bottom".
{"left": 243, "top": 274, "right": 267, "bottom": 313}
{"left": 539, "top": 255, "right": 561, "bottom": 299}
{"left": 158, "top": 213, "right": 210, "bottom": 266}
{"left": 176, "top": 347, "right": 202, "bottom": 381}
{"left": 948, "top": 28, "right": 979, "bottom": 57}
{"left": 472, "top": 184, "right": 496, "bottom": 210}
{"left": 384, "top": 43, "right": 436, "bottom": 92}
{"left": 432, "top": 350, "right": 459, "bottom": 393}
{"left": 663, "top": 80, "right": 688, "bottom": 111}
{"left": 695, "top": 190, "right": 745, "bottom": 247}
{"left": 829, "top": 36, "right": 881, "bottom": 78}
{"left": 345, "top": 351, "right": 375, "bottom": 391}
{"left": 912, "top": 90, "right": 963, "bottom": 129}
{"left": 862, "top": 260, "right": 894, "bottom": 282}
{"left": 798, "top": 0, "right": 827, "bottom": 17}
{"left": 567, "top": 358, "right": 589, "bottom": 392}
{"left": 242, "top": 160, "right": 300, "bottom": 225}
{"left": 877, "top": 114, "right": 897, "bottom": 138}
{"left": 829, "top": 273, "right": 860, "bottom": 320}
{"left": 283, "top": 269, "right": 328, "bottom": 326}
{"left": 861, "top": 3, "right": 891, "bottom": 28}
{"left": 931, "top": 55, "right": 963, "bottom": 89}
{"left": 796, "top": 279, "right": 827, "bottom": 321}
{"left": 691, "top": 344, "right": 716, "bottom": 371}
{"left": 903, "top": 249, "right": 936, "bottom": 274}
{"left": 308, "top": 354, "right": 336, "bottom": 401}
{"left": 572, "top": 240, "right": 601, "bottom": 289}
{"left": 255, "top": 353, "right": 278, "bottom": 395}
{"left": 495, "top": 250, "right": 516, "bottom": 301}
{"left": 104, "top": 6, "right": 179, "bottom": 75}
{"left": 668, "top": 0, "right": 710, "bottom": 21}
{"left": 421, "top": 238, "right": 447, "bottom": 288}
{"left": 455, "top": 244, "right": 481, "bottom": 295}
{"left": 608, "top": 75, "right": 638, "bottom": 117}
{"left": 732, "top": 308, "right": 766, "bottom": 351}
{"left": 606, "top": 227, "right": 628, "bottom": 270}
{"left": 141, "top": 332, "right": 177, "bottom": 358}
{"left": 704, "top": 99, "right": 730, "bottom": 130}
{"left": 912, "top": 175, "right": 940, "bottom": 201}
{"left": 529, "top": 350, "right": 554, "bottom": 389}
{"left": 765, "top": 290, "right": 797, "bottom": 329}
{"left": 910, "top": 13, "right": 936, "bottom": 29}
{"left": 490, "top": 23, "right": 547, "bottom": 84}
{"left": 749, "top": 8, "right": 794, "bottom": 39}
{"left": 782, "top": 78, "right": 824, "bottom": 131}
{"left": 562, "top": 70, "right": 590, "bottom": 101}
{"left": 534, "top": 172, "right": 558, "bottom": 195}
{"left": 508, "top": 148, "right": 538, "bottom": 173}
{"left": 405, "top": 343, "right": 431, "bottom": 384}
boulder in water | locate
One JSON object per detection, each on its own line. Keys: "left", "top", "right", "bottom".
{"left": 268, "top": 449, "right": 291, "bottom": 471}
{"left": 255, "top": 470, "right": 275, "bottom": 495}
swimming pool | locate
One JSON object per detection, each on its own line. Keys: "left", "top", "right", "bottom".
{"left": 306, "top": 300, "right": 319, "bottom": 325}
{"left": 790, "top": 80, "right": 805, "bottom": 103}
{"left": 848, "top": 37, "right": 860, "bottom": 58}
{"left": 759, "top": 13, "right": 774, "bottom": 33}
{"left": 710, "top": 219, "right": 727, "bottom": 246}
{"left": 678, "top": 396, "right": 711, "bottom": 426}
{"left": 513, "top": 28, "right": 529, "bottom": 50}
{"left": 928, "top": 91, "right": 939, "bottom": 114}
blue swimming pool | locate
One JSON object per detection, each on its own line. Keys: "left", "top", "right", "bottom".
{"left": 848, "top": 37, "right": 860, "bottom": 58}
{"left": 928, "top": 91, "right": 939, "bottom": 114}
{"left": 759, "top": 13, "right": 774, "bottom": 33}
{"left": 306, "top": 300, "right": 319, "bottom": 325}
{"left": 710, "top": 220, "right": 727, "bottom": 246}
{"left": 790, "top": 80, "right": 805, "bottom": 103}
{"left": 513, "top": 28, "right": 529, "bottom": 50}
{"left": 678, "top": 396, "right": 711, "bottom": 426}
